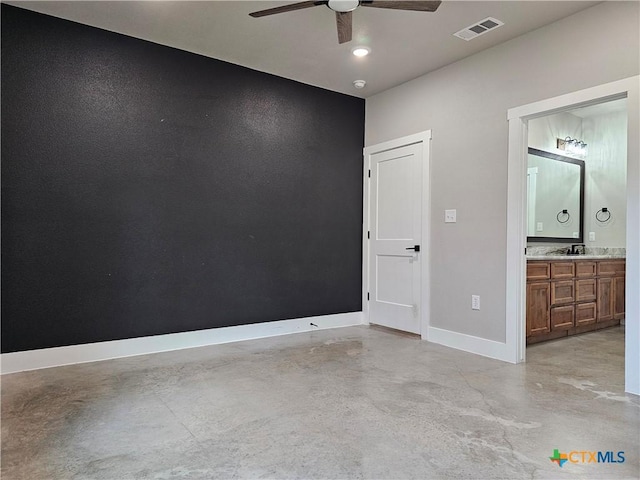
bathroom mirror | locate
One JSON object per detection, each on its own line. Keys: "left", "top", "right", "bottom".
{"left": 527, "top": 148, "right": 584, "bottom": 243}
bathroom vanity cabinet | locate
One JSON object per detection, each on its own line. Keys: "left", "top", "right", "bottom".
{"left": 526, "top": 258, "right": 625, "bottom": 344}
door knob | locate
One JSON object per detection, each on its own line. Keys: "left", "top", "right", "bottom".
{"left": 406, "top": 245, "right": 420, "bottom": 252}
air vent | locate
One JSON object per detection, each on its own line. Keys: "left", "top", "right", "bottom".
{"left": 454, "top": 17, "right": 504, "bottom": 41}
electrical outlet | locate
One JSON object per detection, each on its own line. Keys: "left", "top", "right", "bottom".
{"left": 536, "top": 222, "right": 543, "bottom": 232}
{"left": 471, "top": 295, "right": 480, "bottom": 310}
{"left": 589, "top": 231, "right": 596, "bottom": 242}
{"left": 445, "top": 209, "right": 457, "bottom": 223}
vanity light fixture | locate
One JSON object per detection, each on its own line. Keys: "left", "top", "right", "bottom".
{"left": 352, "top": 47, "right": 370, "bottom": 57}
{"left": 557, "top": 137, "right": 587, "bottom": 156}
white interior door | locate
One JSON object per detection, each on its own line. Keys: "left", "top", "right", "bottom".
{"left": 369, "top": 142, "right": 423, "bottom": 334}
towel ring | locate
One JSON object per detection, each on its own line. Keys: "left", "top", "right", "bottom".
{"left": 556, "top": 209, "right": 570, "bottom": 224}
{"left": 596, "top": 207, "right": 611, "bottom": 223}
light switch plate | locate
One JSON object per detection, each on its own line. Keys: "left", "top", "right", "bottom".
{"left": 589, "top": 231, "right": 596, "bottom": 241}
{"left": 445, "top": 209, "right": 457, "bottom": 223}
{"left": 536, "top": 222, "right": 543, "bottom": 232}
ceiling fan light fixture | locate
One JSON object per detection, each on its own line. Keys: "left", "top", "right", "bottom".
{"left": 352, "top": 46, "right": 370, "bottom": 57}
{"left": 328, "top": 0, "right": 360, "bottom": 13}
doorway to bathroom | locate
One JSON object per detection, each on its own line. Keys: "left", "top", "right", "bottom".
{"left": 525, "top": 98, "right": 628, "bottom": 345}
{"left": 505, "top": 76, "right": 640, "bottom": 395}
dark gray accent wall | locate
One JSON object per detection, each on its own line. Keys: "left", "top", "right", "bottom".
{"left": 1, "top": 5, "right": 364, "bottom": 353}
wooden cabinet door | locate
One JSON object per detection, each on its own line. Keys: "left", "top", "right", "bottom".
{"left": 551, "top": 262, "right": 575, "bottom": 279}
{"left": 597, "top": 277, "right": 613, "bottom": 322}
{"left": 527, "top": 262, "right": 550, "bottom": 280}
{"left": 614, "top": 276, "right": 625, "bottom": 320}
{"left": 575, "top": 302, "right": 597, "bottom": 326}
{"left": 551, "top": 280, "right": 574, "bottom": 305}
{"left": 527, "top": 282, "right": 550, "bottom": 336}
{"left": 576, "top": 279, "right": 596, "bottom": 302}
{"left": 576, "top": 261, "right": 597, "bottom": 278}
{"left": 551, "top": 305, "right": 574, "bottom": 331}
{"left": 598, "top": 261, "right": 625, "bottom": 276}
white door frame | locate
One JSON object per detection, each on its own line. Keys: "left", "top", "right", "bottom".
{"left": 363, "top": 130, "right": 432, "bottom": 338}
{"left": 505, "top": 76, "right": 640, "bottom": 395}
{"left": 526, "top": 167, "right": 538, "bottom": 236}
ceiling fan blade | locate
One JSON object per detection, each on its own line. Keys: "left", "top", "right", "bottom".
{"left": 336, "top": 11, "right": 353, "bottom": 44}
{"left": 360, "top": 1, "right": 442, "bottom": 12}
{"left": 249, "top": 1, "right": 325, "bottom": 18}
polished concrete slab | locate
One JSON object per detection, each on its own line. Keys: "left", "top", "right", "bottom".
{"left": 2, "top": 325, "right": 638, "bottom": 479}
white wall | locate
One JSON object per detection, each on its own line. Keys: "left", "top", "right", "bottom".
{"left": 583, "top": 110, "right": 627, "bottom": 247}
{"left": 365, "top": 2, "right": 640, "bottom": 343}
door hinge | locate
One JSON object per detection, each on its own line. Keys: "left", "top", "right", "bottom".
{"left": 368, "top": 169, "right": 371, "bottom": 178}
{"left": 367, "top": 231, "right": 370, "bottom": 239}
{"left": 524, "top": 247, "right": 527, "bottom": 255}
{"left": 367, "top": 292, "right": 370, "bottom": 301}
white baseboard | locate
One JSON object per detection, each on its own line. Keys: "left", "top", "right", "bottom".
{"left": 1, "top": 312, "right": 364, "bottom": 374}
{"left": 427, "top": 326, "right": 514, "bottom": 364}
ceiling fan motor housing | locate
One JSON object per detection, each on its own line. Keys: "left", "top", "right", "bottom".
{"left": 327, "top": 0, "right": 360, "bottom": 12}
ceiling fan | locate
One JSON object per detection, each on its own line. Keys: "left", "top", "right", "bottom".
{"left": 249, "top": 1, "right": 442, "bottom": 44}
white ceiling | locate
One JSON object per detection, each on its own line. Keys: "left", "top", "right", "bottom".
{"left": 7, "top": 0, "right": 600, "bottom": 98}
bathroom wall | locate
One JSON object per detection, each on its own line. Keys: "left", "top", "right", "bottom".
{"left": 528, "top": 112, "right": 582, "bottom": 154}
{"left": 528, "top": 113, "right": 584, "bottom": 242}
{"left": 582, "top": 109, "right": 627, "bottom": 247}
{"left": 527, "top": 105, "right": 627, "bottom": 247}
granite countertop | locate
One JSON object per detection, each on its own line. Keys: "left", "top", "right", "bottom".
{"left": 527, "top": 255, "right": 626, "bottom": 261}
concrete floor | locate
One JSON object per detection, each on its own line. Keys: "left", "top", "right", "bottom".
{"left": 2, "top": 325, "right": 638, "bottom": 479}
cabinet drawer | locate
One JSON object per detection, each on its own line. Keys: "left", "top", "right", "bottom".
{"left": 575, "top": 302, "right": 596, "bottom": 326}
{"left": 576, "top": 279, "right": 597, "bottom": 302}
{"left": 551, "top": 262, "right": 575, "bottom": 279}
{"left": 551, "top": 280, "right": 574, "bottom": 305}
{"left": 551, "top": 305, "right": 574, "bottom": 331}
{"left": 597, "top": 261, "right": 625, "bottom": 276}
{"left": 575, "top": 261, "right": 597, "bottom": 278}
{"left": 527, "top": 262, "right": 550, "bottom": 280}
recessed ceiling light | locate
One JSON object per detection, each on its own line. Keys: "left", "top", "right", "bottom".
{"left": 352, "top": 47, "right": 370, "bottom": 57}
